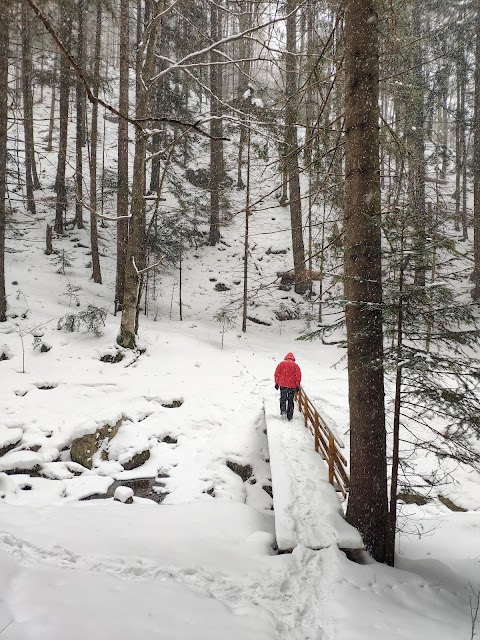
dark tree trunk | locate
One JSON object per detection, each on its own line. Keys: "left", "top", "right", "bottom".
{"left": 118, "top": 8, "right": 159, "bottom": 349}
{"left": 115, "top": 0, "right": 130, "bottom": 306}
{"left": 411, "top": 6, "right": 427, "bottom": 288}
{"left": 74, "top": 0, "right": 86, "bottom": 229}
{"left": 89, "top": 0, "right": 102, "bottom": 284}
{"left": 149, "top": 3, "right": 168, "bottom": 196}
{"left": 208, "top": 0, "right": 223, "bottom": 246}
{"left": 473, "top": 0, "right": 480, "bottom": 299}
{"left": 0, "top": 0, "right": 9, "bottom": 321}
{"left": 236, "top": 0, "right": 252, "bottom": 190}
{"left": 55, "top": 14, "right": 72, "bottom": 235}
{"left": 344, "top": 0, "right": 388, "bottom": 563}
{"left": 47, "top": 55, "right": 57, "bottom": 153}
{"left": 285, "top": 0, "right": 309, "bottom": 295}
{"left": 21, "top": 2, "right": 40, "bottom": 215}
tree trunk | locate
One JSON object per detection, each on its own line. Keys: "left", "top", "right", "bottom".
{"left": 47, "top": 55, "right": 57, "bottom": 153}
{"left": 285, "top": 0, "right": 309, "bottom": 295}
{"left": 89, "top": 0, "right": 102, "bottom": 284}
{"left": 344, "top": 0, "right": 388, "bottom": 563}
{"left": 208, "top": 0, "right": 222, "bottom": 246}
{"left": 115, "top": 0, "right": 130, "bottom": 307}
{"left": 118, "top": 8, "right": 160, "bottom": 349}
{"left": 21, "top": 2, "right": 40, "bottom": 215}
{"left": 411, "top": 6, "right": 427, "bottom": 288}
{"left": 242, "top": 124, "right": 251, "bottom": 332}
{"left": 386, "top": 227, "right": 405, "bottom": 567}
{"left": 55, "top": 14, "right": 72, "bottom": 235}
{"left": 473, "top": 0, "right": 480, "bottom": 299}
{"left": 0, "top": 0, "right": 9, "bottom": 321}
{"left": 74, "top": 0, "right": 86, "bottom": 229}
{"left": 236, "top": 0, "right": 252, "bottom": 190}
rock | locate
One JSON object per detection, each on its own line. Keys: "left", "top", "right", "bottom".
{"left": 121, "top": 448, "right": 151, "bottom": 471}
{"left": 262, "top": 485, "right": 273, "bottom": 498}
{"left": 214, "top": 282, "right": 230, "bottom": 292}
{"left": 226, "top": 460, "right": 253, "bottom": 481}
{"left": 162, "top": 435, "right": 177, "bottom": 444}
{"left": 100, "top": 350, "right": 124, "bottom": 364}
{"left": 0, "top": 451, "right": 42, "bottom": 474}
{"left": 0, "top": 427, "right": 23, "bottom": 456}
{"left": 114, "top": 486, "right": 134, "bottom": 504}
{"left": 70, "top": 417, "right": 123, "bottom": 469}
{"left": 0, "top": 345, "right": 11, "bottom": 361}
{"left": 161, "top": 399, "right": 183, "bottom": 408}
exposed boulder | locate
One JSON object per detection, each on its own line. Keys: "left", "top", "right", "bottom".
{"left": 0, "top": 427, "right": 23, "bottom": 456}
{"left": 226, "top": 460, "right": 253, "bottom": 481}
{"left": 70, "top": 417, "right": 124, "bottom": 470}
{"left": 114, "top": 486, "right": 134, "bottom": 504}
{"left": 0, "top": 451, "right": 42, "bottom": 475}
{"left": 120, "top": 448, "right": 151, "bottom": 471}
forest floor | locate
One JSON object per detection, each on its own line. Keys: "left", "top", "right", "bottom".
{"left": 0, "top": 183, "right": 479, "bottom": 639}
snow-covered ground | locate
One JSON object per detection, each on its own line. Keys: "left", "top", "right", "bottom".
{"left": 0, "top": 86, "right": 478, "bottom": 637}
{"left": 1, "top": 190, "right": 479, "bottom": 638}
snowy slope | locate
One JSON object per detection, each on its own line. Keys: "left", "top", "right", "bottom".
{"left": 0, "top": 89, "right": 479, "bottom": 638}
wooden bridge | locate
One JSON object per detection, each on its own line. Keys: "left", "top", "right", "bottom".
{"left": 264, "top": 386, "right": 364, "bottom": 553}
{"left": 296, "top": 387, "right": 349, "bottom": 498}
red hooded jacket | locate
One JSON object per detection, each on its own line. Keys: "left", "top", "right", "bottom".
{"left": 274, "top": 353, "right": 302, "bottom": 389}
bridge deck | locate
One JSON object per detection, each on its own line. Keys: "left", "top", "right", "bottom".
{"left": 264, "top": 397, "right": 364, "bottom": 553}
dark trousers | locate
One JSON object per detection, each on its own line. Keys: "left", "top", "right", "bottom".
{"left": 280, "top": 387, "right": 295, "bottom": 420}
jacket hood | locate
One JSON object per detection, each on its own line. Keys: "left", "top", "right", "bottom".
{"left": 284, "top": 352, "right": 295, "bottom": 362}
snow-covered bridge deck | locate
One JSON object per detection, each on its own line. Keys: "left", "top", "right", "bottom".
{"left": 264, "top": 397, "right": 364, "bottom": 553}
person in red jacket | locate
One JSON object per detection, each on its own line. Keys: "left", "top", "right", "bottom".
{"left": 274, "top": 352, "right": 302, "bottom": 420}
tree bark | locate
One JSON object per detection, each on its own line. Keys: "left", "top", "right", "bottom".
{"left": 411, "top": 6, "right": 427, "bottom": 288}
{"left": 54, "top": 13, "right": 72, "bottom": 235}
{"left": 74, "top": 0, "right": 86, "bottom": 229}
{"left": 208, "top": 0, "right": 223, "bottom": 246}
{"left": 473, "top": 0, "right": 480, "bottom": 299}
{"left": 344, "top": 0, "right": 388, "bottom": 563}
{"left": 118, "top": 7, "right": 160, "bottom": 349}
{"left": 236, "top": 0, "right": 252, "bottom": 190}
{"left": 89, "top": 0, "right": 102, "bottom": 284}
{"left": 115, "top": 0, "right": 130, "bottom": 306}
{"left": 47, "top": 55, "right": 57, "bottom": 153}
{"left": 21, "top": 2, "right": 40, "bottom": 215}
{"left": 285, "top": 0, "right": 309, "bottom": 295}
{"left": 0, "top": 0, "right": 9, "bottom": 321}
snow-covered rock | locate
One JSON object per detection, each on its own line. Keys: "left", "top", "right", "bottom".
{"left": 114, "top": 486, "right": 134, "bottom": 504}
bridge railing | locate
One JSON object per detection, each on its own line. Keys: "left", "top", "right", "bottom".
{"left": 296, "top": 386, "right": 349, "bottom": 498}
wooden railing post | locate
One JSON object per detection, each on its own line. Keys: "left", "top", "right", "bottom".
{"left": 296, "top": 387, "right": 349, "bottom": 496}
{"left": 328, "top": 433, "right": 335, "bottom": 486}
{"left": 314, "top": 413, "right": 319, "bottom": 452}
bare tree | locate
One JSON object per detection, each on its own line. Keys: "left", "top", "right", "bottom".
{"left": 21, "top": 1, "right": 41, "bottom": 214}
{"left": 74, "top": 0, "right": 86, "bottom": 229}
{"left": 54, "top": 10, "right": 73, "bottom": 235}
{"left": 118, "top": 6, "right": 160, "bottom": 348}
{"left": 89, "top": 0, "right": 102, "bottom": 284}
{"left": 0, "top": 0, "right": 9, "bottom": 321}
{"left": 115, "top": 0, "right": 130, "bottom": 307}
{"left": 208, "top": 0, "right": 223, "bottom": 246}
{"left": 473, "top": 0, "right": 480, "bottom": 299}
{"left": 284, "top": 0, "right": 309, "bottom": 295}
